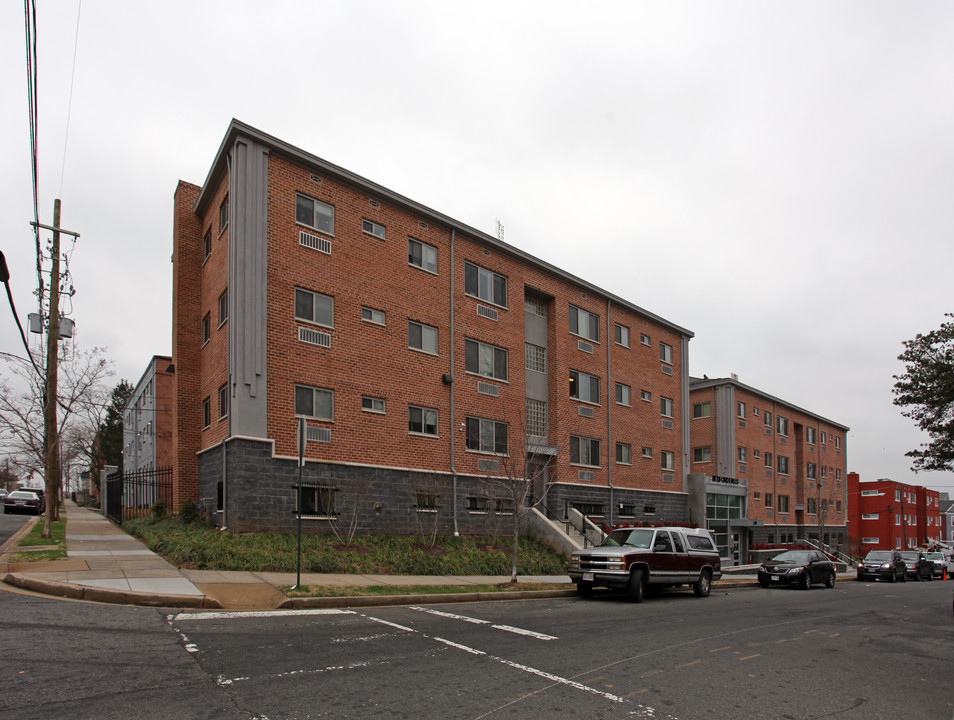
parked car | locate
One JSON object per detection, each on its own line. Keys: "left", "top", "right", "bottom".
{"left": 899, "top": 550, "right": 934, "bottom": 581}
{"left": 0, "top": 489, "right": 8, "bottom": 501}
{"left": 856, "top": 550, "right": 906, "bottom": 582}
{"left": 567, "top": 526, "right": 722, "bottom": 602}
{"left": 3, "top": 490, "right": 42, "bottom": 515}
{"left": 925, "top": 552, "right": 946, "bottom": 579}
{"left": 758, "top": 549, "right": 836, "bottom": 590}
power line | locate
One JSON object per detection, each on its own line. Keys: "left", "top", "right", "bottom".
{"left": 58, "top": 0, "right": 82, "bottom": 198}
{"left": 23, "top": 0, "right": 42, "bottom": 309}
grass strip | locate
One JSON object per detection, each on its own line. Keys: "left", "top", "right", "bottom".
{"left": 10, "top": 515, "right": 68, "bottom": 562}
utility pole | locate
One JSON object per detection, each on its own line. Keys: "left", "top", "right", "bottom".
{"left": 42, "top": 199, "right": 62, "bottom": 537}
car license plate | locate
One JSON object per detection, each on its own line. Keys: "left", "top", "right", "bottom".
{"left": 771, "top": 575, "right": 779, "bottom": 581}
{"left": 583, "top": 572, "right": 594, "bottom": 581}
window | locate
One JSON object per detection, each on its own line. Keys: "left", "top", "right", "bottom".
{"left": 806, "top": 427, "right": 816, "bottom": 444}
{"left": 219, "top": 194, "right": 229, "bottom": 233}
{"left": 569, "top": 305, "right": 599, "bottom": 342}
{"left": 834, "top": 436, "right": 841, "bottom": 449}
{"left": 203, "top": 228, "right": 211, "bottom": 261}
{"left": 466, "top": 416, "right": 508, "bottom": 454}
{"left": 408, "top": 321, "right": 438, "bottom": 354}
{"left": 362, "top": 219, "right": 385, "bottom": 239}
{"left": 777, "top": 495, "right": 790, "bottom": 513}
{"left": 615, "top": 382, "right": 631, "bottom": 406}
{"left": 464, "top": 261, "right": 507, "bottom": 307}
{"left": 754, "top": 491, "right": 761, "bottom": 501}
{"left": 525, "top": 296, "right": 546, "bottom": 316}
{"left": 295, "top": 288, "right": 334, "bottom": 328}
{"left": 660, "top": 450, "right": 674, "bottom": 471}
{"left": 298, "top": 486, "right": 336, "bottom": 518}
{"left": 570, "top": 436, "right": 600, "bottom": 466}
{"left": 465, "top": 338, "right": 508, "bottom": 381}
{"left": 408, "top": 405, "right": 438, "bottom": 436}
{"left": 614, "top": 323, "right": 630, "bottom": 347}
{"left": 753, "top": 407, "right": 759, "bottom": 416}
{"left": 777, "top": 456, "right": 789, "bottom": 475}
{"left": 202, "top": 313, "right": 211, "bottom": 344}
{"left": 806, "top": 497, "right": 817, "bottom": 514}
{"left": 641, "top": 390, "right": 652, "bottom": 402}
{"left": 693, "top": 402, "right": 711, "bottom": 419}
{"left": 737, "top": 446, "right": 747, "bottom": 463}
{"left": 753, "top": 449, "right": 761, "bottom": 458}
{"left": 777, "top": 416, "right": 789, "bottom": 436}
{"left": 765, "top": 492, "right": 773, "bottom": 508}
{"left": 295, "top": 385, "right": 333, "bottom": 420}
{"left": 821, "top": 432, "right": 827, "bottom": 445}
{"left": 764, "top": 452, "right": 773, "bottom": 467}
{"left": 616, "top": 442, "right": 631, "bottom": 464}
{"left": 693, "top": 446, "right": 712, "bottom": 463}
{"left": 764, "top": 411, "right": 772, "bottom": 427}
{"left": 660, "top": 396, "right": 674, "bottom": 418}
{"left": 202, "top": 397, "right": 211, "bottom": 429}
{"left": 659, "top": 342, "right": 673, "bottom": 364}
{"left": 526, "top": 399, "right": 546, "bottom": 437}
{"left": 408, "top": 238, "right": 438, "bottom": 273}
{"left": 218, "top": 384, "right": 228, "bottom": 419}
{"left": 416, "top": 492, "right": 441, "bottom": 511}
{"left": 361, "top": 396, "right": 385, "bottom": 413}
{"left": 361, "top": 306, "right": 385, "bottom": 325}
{"left": 525, "top": 343, "right": 546, "bottom": 373}
{"left": 218, "top": 289, "right": 228, "bottom": 326}
{"left": 807, "top": 462, "right": 817, "bottom": 479}
{"left": 641, "top": 446, "right": 653, "bottom": 458}
{"left": 296, "top": 193, "right": 334, "bottom": 235}
{"left": 862, "top": 513, "right": 879, "bottom": 520}
{"left": 570, "top": 370, "right": 600, "bottom": 404}
{"left": 640, "top": 333, "right": 651, "bottom": 346}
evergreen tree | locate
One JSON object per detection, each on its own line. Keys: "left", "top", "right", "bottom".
{"left": 95, "top": 380, "right": 133, "bottom": 472}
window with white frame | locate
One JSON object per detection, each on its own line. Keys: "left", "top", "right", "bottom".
{"left": 408, "top": 237, "right": 438, "bottom": 273}
{"left": 737, "top": 401, "right": 745, "bottom": 418}
{"left": 362, "top": 219, "right": 385, "bottom": 239}
{"left": 569, "top": 305, "right": 600, "bottom": 342}
{"left": 202, "top": 397, "right": 210, "bottom": 429}
{"left": 361, "top": 396, "right": 385, "bottom": 413}
{"left": 777, "top": 416, "right": 789, "bottom": 436}
{"left": 295, "top": 384, "right": 333, "bottom": 421}
{"left": 641, "top": 390, "right": 652, "bottom": 402}
{"left": 806, "top": 427, "right": 816, "bottom": 444}
{"left": 660, "top": 450, "right": 674, "bottom": 471}
{"left": 738, "top": 446, "right": 747, "bottom": 463}
{"left": 614, "top": 323, "right": 630, "bottom": 347}
{"left": 659, "top": 342, "right": 673, "bottom": 364}
{"left": 465, "top": 338, "right": 508, "bottom": 381}
{"left": 764, "top": 411, "right": 772, "bottom": 427}
{"left": 640, "top": 333, "right": 651, "bottom": 346}
{"left": 466, "top": 416, "right": 508, "bottom": 454}
{"left": 219, "top": 194, "right": 229, "bottom": 233}
{"left": 408, "top": 321, "right": 438, "bottom": 354}
{"left": 693, "top": 402, "right": 711, "bottom": 419}
{"left": 203, "top": 228, "right": 211, "bottom": 261}
{"left": 570, "top": 435, "right": 601, "bottom": 467}
{"left": 777, "top": 455, "right": 789, "bottom": 475}
{"left": 464, "top": 261, "right": 507, "bottom": 307}
{"left": 660, "top": 396, "right": 674, "bottom": 418}
{"left": 218, "top": 289, "right": 228, "bottom": 326}
{"left": 570, "top": 370, "right": 600, "bottom": 404}
{"left": 295, "top": 288, "right": 334, "bottom": 327}
{"left": 361, "top": 306, "right": 385, "bottom": 325}
{"left": 408, "top": 405, "right": 438, "bottom": 436}
{"left": 616, "top": 442, "right": 631, "bottom": 464}
{"left": 807, "top": 462, "right": 817, "bottom": 479}
{"left": 642, "top": 446, "right": 653, "bottom": 458}
{"left": 615, "top": 382, "right": 631, "bottom": 406}
{"left": 202, "top": 313, "right": 211, "bottom": 344}
{"left": 296, "top": 193, "right": 334, "bottom": 235}
{"left": 218, "top": 384, "right": 228, "bottom": 419}
{"left": 525, "top": 343, "right": 546, "bottom": 373}
{"left": 693, "top": 446, "right": 712, "bottom": 463}
{"left": 834, "top": 436, "right": 841, "bottom": 448}
{"left": 777, "top": 495, "right": 790, "bottom": 513}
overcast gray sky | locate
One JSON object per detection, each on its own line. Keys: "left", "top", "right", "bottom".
{"left": 2, "top": 1, "right": 952, "bottom": 494}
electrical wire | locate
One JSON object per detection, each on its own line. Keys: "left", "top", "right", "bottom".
{"left": 23, "top": 0, "right": 42, "bottom": 308}
{"left": 58, "top": 0, "right": 82, "bottom": 198}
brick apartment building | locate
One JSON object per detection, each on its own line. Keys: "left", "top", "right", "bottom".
{"left": 169, "top": 120, "right": 696, "bottom": 535}
{"left": 123, "top": 355, "right": 174, "bottom": 473}
{"left": 847, "top": 472, "right": 943, "bottom": 551}
{"left": 688, "top": 375, "right": 849, "bottom": 562}
{"left": 941, "top": 493, "right": 954, "bottom": 545}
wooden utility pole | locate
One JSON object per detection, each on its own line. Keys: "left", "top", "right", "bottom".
{"left": 42, "top": 199, "right": 61, "bottom": 537}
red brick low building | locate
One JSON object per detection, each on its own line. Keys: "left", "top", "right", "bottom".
{"left": 169, "top": 120, "right": 696, "bottom": 534}
{"left": 847, "top": 472, "right": 943, "bottom": 551}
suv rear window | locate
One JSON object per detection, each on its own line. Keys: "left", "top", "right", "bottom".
{"left": 686, "top": 534, "right": 715, "bottom": 551}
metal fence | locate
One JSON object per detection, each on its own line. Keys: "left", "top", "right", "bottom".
{"left": 105, "top": 466, "right": 173, "bottom": 524}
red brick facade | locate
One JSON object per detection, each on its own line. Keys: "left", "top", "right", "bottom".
{"left": 848, "top": 472, "right": 943, "bottom": 551}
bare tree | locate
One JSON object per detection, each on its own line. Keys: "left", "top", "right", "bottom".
{"left": 0, "top": 347, "right": 113, "bottom": 536}
{"left": 409, "top": 475, "right": 448, "bottom": 548}
{"left": 328, "top": 475, "right": 372, "bottom": 545}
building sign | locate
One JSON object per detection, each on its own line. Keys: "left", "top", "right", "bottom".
{"left": 711, "top": 475, "right": 740, "bottom": 485}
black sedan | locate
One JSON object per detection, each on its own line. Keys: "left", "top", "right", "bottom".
{"left": 899, "top": 550, "right": 934, "bottom": 581}
{"left": 758, "top": 549, "right": 836, "bottom": 589}
{"left": 856, "top": 549, "right": 906, "bottom": 582}
{"left": 3, "top": 490, "right": 42, "bottom": 515}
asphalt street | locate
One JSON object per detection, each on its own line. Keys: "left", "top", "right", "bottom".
{"left": 3, "top": 575, "right": 952, "bottom": 719}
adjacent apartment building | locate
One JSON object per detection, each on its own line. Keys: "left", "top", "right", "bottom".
{"left": 123, "top": 355, "right": 174, "bottom": 473}
{"left": 169, "top": 120, "right": 695, "bottom": 535}
{"left": 847, "top": 473, "right": 943, "bottom": 551}
{"left": 688, "top": 375, "right": 849, "bottom": 562}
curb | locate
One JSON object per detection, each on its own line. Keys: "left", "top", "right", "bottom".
{"left": 280, "top": 588, "right": 578, "bottom": 610}
{"left": 2, "top": 573, "right": 223, "bottom": 609}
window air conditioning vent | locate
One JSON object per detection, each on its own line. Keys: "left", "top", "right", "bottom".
{"left": 765, "top": 428, "right": 772, "bottom": 436}
{"left": 578, "top": 405, "right": 594, "bottom": 418}
{"left": 477, "top": 458, "right": 499, "bottom": 473}
{"left": 662, "top": 419, "right": 674, "bottom": 430}
{"left": 477, "top": 382, "right": 499, "bottom": 396}
{"left": 300, "top": 230, "right": 331, "bottom": 255}
{"left": 661, "top": 364, "right": 673, "bottom": 376}
{"left": 662, "top": 473, "right": 674, "bottom": 483}
{"left": 306, "top": 426, "right": 332, "bottom": 444}
{"left": 578, "top": 470, "right": 594, "bottom": 482}
{"left": 578, "top": 340, "right": 594, "bottom": 354}
{"left": 738, "top": 420, "right": 746, "bottom": 429}
{"left": 299, "top": 326, "right": 331, "bottom": 348}
{"left": 476, "top": 304, "right": 498, "bottom": 321}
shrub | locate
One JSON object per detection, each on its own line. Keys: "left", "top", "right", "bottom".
{"left": 150, "top": 498, "right": 167, "bottom": 522}
{"left": 179, "top": 499, "right": 201, "bottom": 525}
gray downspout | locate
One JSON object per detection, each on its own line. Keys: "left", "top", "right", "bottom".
{"left": 606, "top": 299, "right": 613, "bottom": 531}
{"left": 222, "top": 149, "right": 232, "bottom": 530}
{"left": 449, "top": 229, "right": 458, "bottom": 536}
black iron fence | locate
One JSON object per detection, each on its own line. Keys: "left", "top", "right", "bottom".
{"left": 105, "top": 466, "right": 173, "bottom": 525}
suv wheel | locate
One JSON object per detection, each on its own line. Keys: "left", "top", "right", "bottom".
{"left": 693, "top": 569, "right": 712, "bottom": 597}
{"left": 628, "top": 568, "right": 644, "bottom": 603}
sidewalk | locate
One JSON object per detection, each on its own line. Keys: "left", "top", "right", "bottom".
{"left": 1, "top": 501, "right": 757, "bottom": 610}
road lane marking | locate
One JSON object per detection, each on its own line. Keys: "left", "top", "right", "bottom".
{"left": 408, "top": 607, "right": 558, "bottom": 640}
{"left": 171, "top": 608, "right": 354, "bottom": 621}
